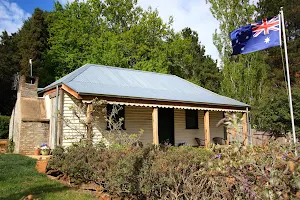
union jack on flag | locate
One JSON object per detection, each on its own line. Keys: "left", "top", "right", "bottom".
{"left": 252, "top": 16, "right": 280, "bottom": 37}
{"left": 230, "top": 16, "right": 281, "bottom": 55}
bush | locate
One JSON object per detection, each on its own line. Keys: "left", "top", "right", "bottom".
{"left": 48, "top": 142, "right": 300, "bottom": 199}
{"left": 0, "top": 116, "right": 10, "bottom": 139}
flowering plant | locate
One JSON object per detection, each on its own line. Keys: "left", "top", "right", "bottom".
{"left": 40, "top": 142, "right": 50, "bottom": 150}
{"left": 34, "top": 146, "right": 40, "bottom": 150}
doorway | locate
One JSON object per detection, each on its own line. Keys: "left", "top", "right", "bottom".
{"left": 158, "top": 108, "right": 174, "bottom": 145}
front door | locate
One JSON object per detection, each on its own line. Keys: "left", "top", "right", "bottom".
{"left": 158, "top": 108, "right": 174, "bottom": 145}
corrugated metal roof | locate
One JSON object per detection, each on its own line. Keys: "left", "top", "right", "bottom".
{"left": 40, "top": 64, "right": 249, "bottom": 108}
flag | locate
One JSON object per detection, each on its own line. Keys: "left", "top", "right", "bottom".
{"left": 230, "top": 16, "right": 280, "bottom": 55}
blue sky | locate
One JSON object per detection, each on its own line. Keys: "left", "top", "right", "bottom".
{"left": 2, "top": 0, "right": 258, "bottom": 62}
{"left": 8, "top": 0, "right": 54, "bottom": 13}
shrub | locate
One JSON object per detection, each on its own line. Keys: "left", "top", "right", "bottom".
{"left": 6, "top": 138, "right": 14, "bottom": 153}
{"left": 48, "top": 141, "right": 300, "bottom": 199}
{"left": 0, "top": 116, "right": 10, "bottom": 139}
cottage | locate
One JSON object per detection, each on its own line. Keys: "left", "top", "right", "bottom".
{"left": 10, "top": 64, "right": 249, "bottom": 154}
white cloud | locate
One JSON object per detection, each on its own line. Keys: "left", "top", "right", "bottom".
{"left": 138, "top": 0, "right": 220, "bottom": 61}
{"left": 0, "top": 0, "right": 31, "bottom": 34}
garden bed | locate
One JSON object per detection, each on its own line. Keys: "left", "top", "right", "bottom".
{"left": 47, "top": 142, "right": 300, "bottom": 199}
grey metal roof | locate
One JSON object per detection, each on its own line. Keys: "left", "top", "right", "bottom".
{"left": 40, "top": 64, "right": 249, "bottom": 108}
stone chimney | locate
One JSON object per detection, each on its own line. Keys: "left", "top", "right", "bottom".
{"left": 18, "top": 75, "right": 39, "bottom": 98}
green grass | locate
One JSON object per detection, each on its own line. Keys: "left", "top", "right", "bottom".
{"left": 0, "top": 154, "right": 95, "bottom": 200}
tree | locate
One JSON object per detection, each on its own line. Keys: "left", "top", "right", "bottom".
{"left": 167, "top": 28, "right": 221, "bottom": 92}
{"left": 48, "top": 0, "right": 220, "bottom": 92}
{"left": 0, "top": 31, "right": 20, "bottom": 115}
{"left": 254, "top": 0, "right": 300, "bottom": 136}
{"left": 252, "top": 87, "right": 300, "bottom": 137}
{"left": 47, "top": 1, "right": 174, "bottom": 77}
{"left": 18, "top": 8, "right": 53, "bottom": 87}
{"left": 206, "top": 0, "right": 255, "bottom": 62}
{"left": 207, "top": 0, "right": 300, "bottom": 136}
{"left": 206, "top": 0, "right": 270, "bottom": 104}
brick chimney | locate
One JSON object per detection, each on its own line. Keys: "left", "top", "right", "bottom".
{"left": 18, "top": 75, "right": 39, "bottom": 98}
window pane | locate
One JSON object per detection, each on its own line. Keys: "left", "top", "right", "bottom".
{"left": 185, "top": 110, "right": 198, "bottom": 129}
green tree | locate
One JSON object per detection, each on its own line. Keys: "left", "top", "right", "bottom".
{"left": 254, "top": 0, "right": 300, "bottom": 135}
{"left": 206, "top": 0, "right": 284, "bottom": 136}
{"left": 206, "top": 0, "right": 255, "bottom": 62}
{"left": 0, "top": 31, "right": 20, "bottom": 115}
{"left": 48, "top": 0, "right": 220, "bottom": 92}
{"left": 253, "top": 87, "right": 300, "bottom": 137}
{"left": 206, "top": 0, "right": 270, "bottom": 104}
{"left": 257, "top": 0, "right": 300, "bottom": 86}
{"left": 19, "top": 8, "right": 53, "bottom": 87}
{"left": 167, "top": 28, "right": 221, "bottom": 92}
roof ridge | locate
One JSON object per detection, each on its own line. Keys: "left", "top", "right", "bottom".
{"left": 38, "top": 64, "right": 92, "bottom": 93}
{"left": 63, "top": 64, "right": 92, "bottom": 84}
{"left": 87, "top": 64, "right": 177, "bottom": 77}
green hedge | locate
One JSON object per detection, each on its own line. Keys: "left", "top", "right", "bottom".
{"left": 0, "top": 116, "right": 10, "bottom": 139}
{"left": 48, "top": 142, "right": 300, "bottom": 199}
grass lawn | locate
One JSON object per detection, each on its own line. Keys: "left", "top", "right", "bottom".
{"left": 0, "top": 154, "right": 95, "bottom": 200}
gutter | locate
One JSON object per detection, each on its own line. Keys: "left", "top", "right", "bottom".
{"left": 77, "top": 92, "right": 250, "bottom": 109}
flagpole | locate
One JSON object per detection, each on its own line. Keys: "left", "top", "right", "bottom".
{"left": 280, "top": 7, "right": 297, "bottom": 144}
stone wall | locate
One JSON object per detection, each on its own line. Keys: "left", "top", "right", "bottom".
{"left": 9, "top": 97, "right": 21, "bottom": 153}
{"left": 19, "top": 121, "right": 49, "bottom": 155}
{"left": 18, "top": 76, "right": 38, "bottom": 98}
{"left": 9, "top": 75, "right": 50, "bottom": 154}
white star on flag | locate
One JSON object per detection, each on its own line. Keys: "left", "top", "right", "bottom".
{"left": 264, "top": 37, "right": 270, "bottom": 44}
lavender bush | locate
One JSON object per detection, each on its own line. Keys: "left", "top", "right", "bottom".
{"left": 48, "top": 140, "right": 300, "bottom": 199}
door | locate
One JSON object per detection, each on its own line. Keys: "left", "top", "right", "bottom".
{"left": 158, "top": 108, "right": 174, "bottom": 145}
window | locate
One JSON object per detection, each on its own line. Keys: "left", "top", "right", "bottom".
{"left": 185, "top": 110, "right": 198, "bottom": 129}
{"left": 106, "top": 104, "right": 125, "bottom": 130}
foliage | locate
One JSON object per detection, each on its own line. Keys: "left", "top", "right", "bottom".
{"left": 206, "top": 0, "right": 270, "bottom": 106}
{"left": 217, "top": 112, "right": 244, "bottom": 141}
{"left": 206, "top": 0, "right": 255, "bottom": 61}
{"left": 257, "top": 0, "right": 300, "bottom": 85}
{"left": 0, "top": 31, "right": 19, "bottom": 116}
{"left": 46, "top": 0, "right": 220, "bottom": 90}
{"left": 6, "top": 138, "right": 15, "bottom": 153}
{"left": 254, "top": 0, "right": 300, "bottom": 135}
{"left": 18, "top": 8, "right": 54, "bottom": 87}
{"left": 206, "top": 0, "right": 300, "bottom": 135}
{"left": 0, "top": 115, "right": 10, "bottom": 139}
{"left": 252, "top": 87, "right": 300, "bottom": 137}
{"left": 48, "top": 141, "right": 300, "bottom": 199}
{"left": 180, "top": 28, "right": 221, "bottom": 92}
{"left": 0, "top": 0, "right": 220, "bottom": 116}
{"left": 0, "top": 154, "right": 94, "bottom": 200}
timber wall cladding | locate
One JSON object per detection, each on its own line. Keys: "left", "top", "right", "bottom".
{"left": 63, "top": 92, "right": 153, "bottom": 146}
{"left": 62, "top": 92, "right": 225, "bottom": 146}
{"left": 125, "top": 106, "right": 153, "bottom": 143}
{"left": 174, "top": 109, "right": 203, "bottom": 146}
{"left": 62, "top": 92, "right": 104, "bottom": 146}
{"left": 175, "top": 110, "right": 224, "bottom": 146}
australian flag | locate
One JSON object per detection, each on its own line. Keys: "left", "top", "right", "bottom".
{"left": 230, "top": 16, "right": 280, "bottom": 55}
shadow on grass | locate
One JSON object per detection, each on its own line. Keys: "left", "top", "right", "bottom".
{"left": 2, "top": 183, "right": 70, "bottom": 200}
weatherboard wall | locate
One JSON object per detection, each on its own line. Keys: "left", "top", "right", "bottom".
{"left": 62, "top": 92, "right": 104, "bottom": 147}
{"left": 60, "top": 92, "right": 225, "bottom": 146}
{"left": 174, "top": 110, "right": 224, "bottom": 146}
